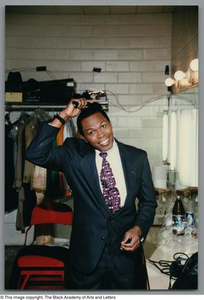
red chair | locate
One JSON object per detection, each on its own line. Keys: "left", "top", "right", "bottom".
{"left": 10, "top": 201, "right": 73, "bottom": 290}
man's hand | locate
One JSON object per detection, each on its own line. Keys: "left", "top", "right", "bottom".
{"left": 50, "top": 98, "right": 93, "bottom": 128}
{"left": 63, "top": 98, "right": 93, "bottom": 119}
{"left": 120, "top": 226, "right": 142, "bottom": 252}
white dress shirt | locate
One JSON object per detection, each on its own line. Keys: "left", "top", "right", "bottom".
{"left": 95, "top": 140, "right": 127, "bottom": 207}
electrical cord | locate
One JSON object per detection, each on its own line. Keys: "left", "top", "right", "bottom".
{"left": 148, "top": 258, "right": 174, "bottom": 276}
{"left": 106, "top": 89, "right": 198, "bottom": 113}
{"left": 5, "top": 67, "right": 56, "bottom": 80}
{"left": 148, "top": 252, "right": 189, "bottom": 289}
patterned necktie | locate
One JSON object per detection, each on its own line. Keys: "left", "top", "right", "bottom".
{"left": 99, "top": 152, "right": 121, "bottom": 214}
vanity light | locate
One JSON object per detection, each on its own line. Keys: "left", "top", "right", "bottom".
{"left": 162, "top": 108, "right": 198, "bottom": 188}
{"left": 164, "top": 58, "right": 198, "bottom": 90}
{"left": 169, "top": 111, "right": 177, "bottom": 171}
{"left": 174, "top": 70, "right": 185, "bottom": 81}
{"left": 165, "top": 78, "right": 174, "bottom": 87}
{"left": 178, "top": 109, "right": 198, "bottom": 187}
{"left": 162, "top": 111, "right": 169, "bottom": 162}
{"left": 190, "top": 58, "right": 198, "bottom": 72}
{"left": 162, "top": 110, "right": 177, "bottom": 171}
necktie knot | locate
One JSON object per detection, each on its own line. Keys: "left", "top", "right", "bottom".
{"left": 99, "top": 152, "right": 108, "bottom": 159}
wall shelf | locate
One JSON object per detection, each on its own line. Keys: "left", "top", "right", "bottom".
{"left": 5, "top": 100, "right": 109, "bottom": 112}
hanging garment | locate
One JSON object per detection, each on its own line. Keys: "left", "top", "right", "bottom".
{"left": 23, "top": 119, "right": 36, "bottom": 184}
{"left": 13, "top": 122, "right": 26, "bottom": 189}
{"left": 62, "top": 119, "right": 76, "bottom": 196}
{"left": 14, "top": 117, "right": 32, "bottom": 232}
{"left": 13, "top": 112, "right": 48, "bottom": 231}
{"left": 56, "top": 125, "right": 64, "bottom": 193}
{"left": 15, "top": 187, "right": 25, "bottom": 232}
{"left": 10, "top": 112, "right": 30, "bottom": 174}
{"left": 31, "top": 165, "right": 47, "bottom": 205}
{"left": 24, "top": 110, "right": 51, "bottom": 204}
{"left": 5, "top": 123, "right": 18, "bottom": 212}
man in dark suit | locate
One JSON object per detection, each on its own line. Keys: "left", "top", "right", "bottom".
{"left": 26, "top": 99, "right": 157, "bottom": 290}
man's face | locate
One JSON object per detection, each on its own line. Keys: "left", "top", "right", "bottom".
{"left": 81, "top": 112, "right": 114, "bottom": 151}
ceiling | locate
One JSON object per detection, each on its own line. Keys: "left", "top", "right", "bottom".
{"left": 6, "top": 5, "right": 176, "bottom": 15}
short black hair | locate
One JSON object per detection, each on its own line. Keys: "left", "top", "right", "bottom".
{"left": 77, "top": 102, "right": 110, "bottom": 136}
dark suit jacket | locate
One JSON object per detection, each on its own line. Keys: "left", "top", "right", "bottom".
{"left": 26, "top": 122, "right": 157, "bottom": 277}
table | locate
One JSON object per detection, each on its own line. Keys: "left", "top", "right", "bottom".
{"left": 146, "top": 233, "right": 198, "bottom": 290}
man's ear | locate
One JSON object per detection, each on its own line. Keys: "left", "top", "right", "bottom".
{"left": 82, "top": 136, "right": 88, "bottom": 143}
{"left": 76, "top": 130, "right": 88, "bottom": 142}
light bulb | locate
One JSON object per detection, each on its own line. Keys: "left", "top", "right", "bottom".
{"left": 190, "top": 58, "right": 198, "bottom": 72}
{"left": 165, "top": 78, "right": 174, "bottom": 87}
{"left": 174, "top": 70, "right": 185, "bottom": 81}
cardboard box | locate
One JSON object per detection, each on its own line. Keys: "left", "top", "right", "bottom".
{"left": 5, "top": 92, "right": 23, "bottom": 103}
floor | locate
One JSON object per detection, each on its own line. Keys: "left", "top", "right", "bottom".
{"left": 4, "top": 227, "right": 159, "bottom": 290}
{"left": 5, "top": 246, "right": 23, "bottom": 290}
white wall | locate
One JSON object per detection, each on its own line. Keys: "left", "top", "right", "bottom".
{"left": 5, "top": 12, "right": 173, "bottom": 168}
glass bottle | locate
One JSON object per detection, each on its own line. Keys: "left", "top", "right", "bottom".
{"left": 172, "top": 195, "right": 186, "bottom": 235}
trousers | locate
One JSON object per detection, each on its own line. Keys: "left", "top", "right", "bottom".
{"left": 68, "top": 245, "right": 137, "bottom": 290}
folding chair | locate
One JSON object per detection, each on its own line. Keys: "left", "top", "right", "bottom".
{"left": 10, "top": 201, "right": 73, "bottom": 290}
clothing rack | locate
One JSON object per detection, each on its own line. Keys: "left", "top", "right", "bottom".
{"left": 5, "top": 104, "right": 67, "bottom": 112}
{"left": 5, "top": 106, "right": 76, "bottom": 226}
{"left": 5, "top": 101, "right": 109, "bottom": 112}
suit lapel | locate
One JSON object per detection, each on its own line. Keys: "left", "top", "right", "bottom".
{"left": 116, "top": 140, "right": 138, "bottom": 209}
{"left": 79, "top": 150, "right": 110, "bottom": 216}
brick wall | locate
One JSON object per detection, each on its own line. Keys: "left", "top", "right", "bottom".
{"left": 5, "top": 12, "right": 173, "bottom": 168}
{"left": 171, "top": 6, "right": 198, "bottom": 94}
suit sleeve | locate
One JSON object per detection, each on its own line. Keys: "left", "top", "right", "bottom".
{"left": 26, "top": 122, "right": 73, "bottom": 172}
{"left": 134, "top": 152, "right": 157, "bottom": 239}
